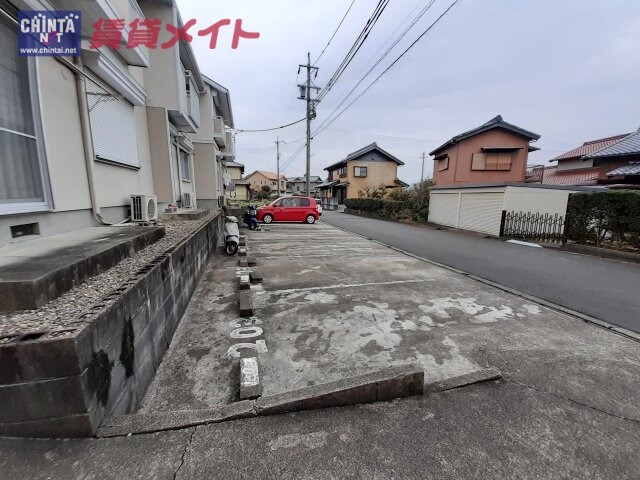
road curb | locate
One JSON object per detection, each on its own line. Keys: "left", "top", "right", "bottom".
{"left": 97, "top": 364, "right": 502, "bottom": 438}
{"left": 326, "top": 222, "right": 640, "bottom": 344}
{"left": 254, "top": 364, "right": 424, "bottom": 415}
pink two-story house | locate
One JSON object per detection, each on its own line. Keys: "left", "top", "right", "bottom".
{"left": 431, "top": 115, "right": 541, "bottom": 186}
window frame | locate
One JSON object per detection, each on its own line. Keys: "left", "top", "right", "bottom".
{"left": 436, "top": 155, "right": 449, "bottom": 172}
{"left": 179, "top": 149, "right": 192, "bottom": 182}
{"left": 0, "top": 24, "right": 51, "bottom": 216}
{"left": 354, "top": 166, "right": 368, "bottom": 178}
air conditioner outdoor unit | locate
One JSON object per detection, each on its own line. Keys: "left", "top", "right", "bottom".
{"left": 130, "top": 195, "right": 158, "bottom": 222}
{"left": 182, "top": 192, "right": 196, "bottom": 209}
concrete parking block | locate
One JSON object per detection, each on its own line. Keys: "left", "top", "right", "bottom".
{"left": 239, "top": 357, "right": 262, "bottom": 400}
{"left": 238, "top": 247, "right": 247, "bottom": 257}
{"left": 247, "top": 256, "right": 257, "bottom": 267}
{"left": 249, "top": 270, "right": 263, "bottom": 284}
{"left": 238, "top": 275, "right": 251, "bottom": 290}
{"left": 238, "top": 291, "right": 254, "bottom": 317}
{"left": 238, "top": 258, "right": 248, "bottom": 268}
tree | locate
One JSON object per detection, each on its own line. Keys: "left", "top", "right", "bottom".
{"left": 358, "top": 184, "right": 386, "bottom": 199}
{"left": 255, "top": 184, "right": 272, "bottom": 200}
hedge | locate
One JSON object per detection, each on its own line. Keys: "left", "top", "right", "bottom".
{"left": 345, "top": 198, "right": 429, "bottom": 222}
{"left": 567, "top": 191, "right": 640, "bottom": 249}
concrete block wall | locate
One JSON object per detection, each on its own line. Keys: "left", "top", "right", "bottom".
{"left": 0, "top": 213, "right": 223, "bottom": 438}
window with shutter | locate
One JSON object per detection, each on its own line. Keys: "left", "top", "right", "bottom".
{"left": 472, "top": 152, "right": 512, "bottom": 171}
{"left": 471, "top": 153, "right": 487, "bottom": 170}
{"left": 86, "top": 79, "right": 140, "bottom": 168}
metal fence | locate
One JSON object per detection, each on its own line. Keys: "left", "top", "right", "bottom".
{"left": 500, "top": 210, "right": 569, "bottom": 244}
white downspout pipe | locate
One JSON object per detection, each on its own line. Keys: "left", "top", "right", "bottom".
{"left": 74, "top": 56, "right": 113, "bottom": 225}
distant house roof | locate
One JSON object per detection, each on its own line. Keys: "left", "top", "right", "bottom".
{"left": 430, "top": 115, "right": 540, "bottom": 156}
{"left": 246, "top": 170, "right": 286, "bottom": 181}
{"left": 550, "top": 133, "right": 631, "bottom": 163}
{"left": 541, "top": 166, "right": 600, "bottom": 186}
{"left": 324, "top": 143, "right": 404, "bottom": 171}
{"left": 225, "top": 161, "right": 244, "bottom": 168}
{"left": 287, "top": 176, "right": 323, "bottom": 183}
{"left": 607, "top": 162, "right": 640, "bottom": 177}
{"left": 585, "top": 129, "right": 640, "bottom": 159}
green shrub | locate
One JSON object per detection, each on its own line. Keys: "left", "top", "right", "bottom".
{"left": 567, "top": 191, "right": 640, "bottom": 249}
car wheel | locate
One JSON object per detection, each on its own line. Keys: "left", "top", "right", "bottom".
{"left": 305, "top": 214, "right": 316, "bottom": 224}
{"left": 263, "top": 214, "right": 274, "bottom": 224}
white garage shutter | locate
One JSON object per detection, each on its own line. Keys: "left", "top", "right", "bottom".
{"left": 429, "top": 193, "right": 459, "bottom": 228}
{"left": 86, "top": 81, "right": 140, "bottom": 167}
{"left": 458, "top": 193, "right": 504, "bottom": 235}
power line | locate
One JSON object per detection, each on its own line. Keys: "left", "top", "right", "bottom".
{"left": 313, "top": 0, "right": 358, "bottom": 65}
{"left": 317, "top": 0, "right": 438, "bottom": 131}
{"left": 234, "top": 117, "right": 306, "bottom": 133}
{"left": 315, "top": 0, "right": 461, "bottom": 137}
{"left": 318, "top": 0, "right": 390, "bottom": 102}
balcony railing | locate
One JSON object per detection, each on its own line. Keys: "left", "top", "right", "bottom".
{"left": 213, "top": 117, "right": 226, "bottom": 148}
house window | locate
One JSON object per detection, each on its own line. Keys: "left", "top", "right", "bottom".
{"left": 179, "top": 150, "right": 191, "bottom": 181}
{"left": 436, "top": 156, "right": 449, "bottom": 172}
{"left": 354, "top": 166, "right": 368, "bottom": 177}
{"left": 86, "top": 79, "right": 140, "bottom": 168}
{"left": 0, "top": 10, "right": 49, "bottom": 213}
{"left": 471, "top": 152, "right": 512, "bottom": 171}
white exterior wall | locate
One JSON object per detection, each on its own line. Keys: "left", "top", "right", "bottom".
{"left": 503, "top": 186, "right": 573, "bottom": 217}
{"left": 556, "top": 158, "right": 594, "bottom": 171}
{"left": 35, "top": 57, "right": 91, "bottom": 212}
{"left": 429, "top": 186, "right": 578, "bottom": 237}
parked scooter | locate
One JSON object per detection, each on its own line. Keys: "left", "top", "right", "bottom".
{"left": 243, "top": 204, "right": 260, "bottom": 231}
{"left": 224, "top": 215, "right": 240, "bottom": 255}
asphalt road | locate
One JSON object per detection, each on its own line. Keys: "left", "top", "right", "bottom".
{"left": 321, "top": 211, "right": 640, "bottom": 333}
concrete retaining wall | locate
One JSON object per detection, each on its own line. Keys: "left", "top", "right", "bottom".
{"left": 0, "top": 213, "right": 223, "bottom": 438}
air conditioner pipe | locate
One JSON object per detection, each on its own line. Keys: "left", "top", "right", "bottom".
{"left": 73, "top": 56, "right": 129, "bottom": 226}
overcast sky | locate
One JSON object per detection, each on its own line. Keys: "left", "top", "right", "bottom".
{"left": 176, "top": 0, "right": 640, "bottom": 183}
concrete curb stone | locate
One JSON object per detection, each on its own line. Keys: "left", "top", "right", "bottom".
{"left": 238, "top": 291, "right": 254, "bottom": 317}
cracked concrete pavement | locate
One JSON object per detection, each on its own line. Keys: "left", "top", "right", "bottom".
{"left": 1, "top": 221, "right": 640, "bottom": 479}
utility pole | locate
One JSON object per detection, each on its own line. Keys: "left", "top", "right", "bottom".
{"left": 420, "top": 152, "right": 426, "bottom": 185}
{"left": 298, "top": 53, "right": 320, "bottom": 196}
{"left": 275, "top": 137, "right": 285, "bottom": 195}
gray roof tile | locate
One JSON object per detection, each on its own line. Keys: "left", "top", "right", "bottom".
{"left": 586, "top": 129, "right": 640, "bottom": 159}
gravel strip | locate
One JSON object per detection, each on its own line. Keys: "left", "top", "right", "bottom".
{"left": 0, "top": 212, "right": 219, "bottom": 339}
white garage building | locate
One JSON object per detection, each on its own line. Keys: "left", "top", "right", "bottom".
{"left": 428, "top": 183, "right": 602, "bottom": 236}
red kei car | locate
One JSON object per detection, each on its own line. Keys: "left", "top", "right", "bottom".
{"left": 256, "top": 197, "right": 320, "bottom": 224}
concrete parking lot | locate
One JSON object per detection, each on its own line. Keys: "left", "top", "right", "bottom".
{"left": 3, "top": 220, "right": 640, "bottom": 479}
{"left": 141, "top": 221, "right": 640, "bottom": 423}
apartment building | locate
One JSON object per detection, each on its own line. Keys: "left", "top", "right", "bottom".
{"left": 0, "top": 0, "right": 235, "bottom": 246}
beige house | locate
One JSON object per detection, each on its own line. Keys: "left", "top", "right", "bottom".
{"left": 225, "top": 161, "right": 249, "bottom": 201}
{"left": 245, "top": 170, "right": 287, "bottom": 197}
{"left": 319, "top": 143, "right": 408, "bottom": 204}
{"left": 0, "top": 0, "right": 234, "bottom": 246}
